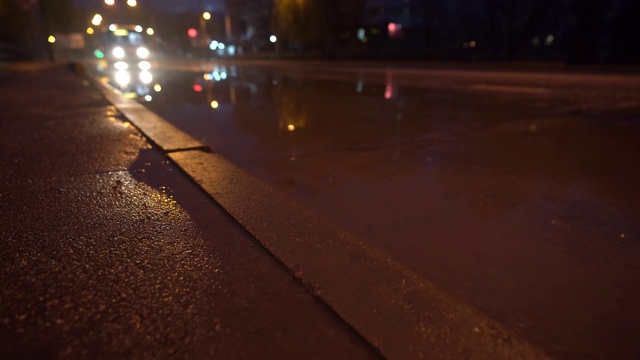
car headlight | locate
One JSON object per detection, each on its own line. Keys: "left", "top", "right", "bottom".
{"left": 115, "top": 70, "right": 130, "bottom": 86}
{"left": 114, "top": 61, "right": 128, "bottom": 70}
{"left": 140, "top": 71, "right": 152, "bottom": 84}
{"left": 112, "top": 47, "right": 125, "bottom": 59}
{"left": 136, "top": 47, "right": 149, "bottom": 59}
{"left": 138, "top": 61, "right": 151, "bottom": 71}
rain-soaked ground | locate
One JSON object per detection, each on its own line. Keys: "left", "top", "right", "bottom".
{"left": 100, "top": 61, "right": 640, "bottom": 358}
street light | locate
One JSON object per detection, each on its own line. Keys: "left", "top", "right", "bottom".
{"left": 270, "top": 35, "right": 277, "bottom": 43}
{"left": 200, "top": 12, "right": 210, "bottom": 40}
{"left": 105, "top": 0, "right": 114, "bottom": 5}
{"left": 91, "top": 14, "right": 103, "bottom": 26}
{"left": 127, "top": 0, "right": 137, "bottom": 6}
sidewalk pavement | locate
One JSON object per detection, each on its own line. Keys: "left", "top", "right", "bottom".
{"left": 0, "top": 63, "right": 379, "bottom": 359}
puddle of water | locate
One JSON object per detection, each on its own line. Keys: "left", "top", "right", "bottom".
{"left": 142, "top": 64, "right": 640, "bottom": 358}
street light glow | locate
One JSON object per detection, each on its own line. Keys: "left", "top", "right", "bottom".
{"left": 48, "top": 35, "right": 56, "bottom": 44}
{"left": 270, "top": 35, "right": 277, "bottom": 43}
{"left": 91, "top": 14, "right": 103, "bottom": 26}
{"left": 146, "top": 28, "right": 154, "bottom": 35}
{"left": 105, "top": 0, "right": 114, "bottom": 5}
{"left": 109, "top": 24, "right": 117, "bottom": 31}
{"left": 135, "top": 25, "right": 143, "bottom": 33}
{"left": 203, "top": 12, "right": 211, "bottom": 20}
{"left": 86, "top": 27, "right": 94, "bottom": 35}
{"left": 127, "top": 0, "right": 137, "bottom": 6}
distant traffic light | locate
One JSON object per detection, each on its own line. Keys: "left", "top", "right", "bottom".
{"left": 187, "top": 28, "right": 198, "bottom": 38}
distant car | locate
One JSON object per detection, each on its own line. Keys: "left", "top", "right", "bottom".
{"left": 101, "top": 25, "right": 153, "bottom": 88}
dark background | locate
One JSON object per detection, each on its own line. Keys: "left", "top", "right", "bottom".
{"left": 1, "top": 0, "right": 639, "bottom": 64}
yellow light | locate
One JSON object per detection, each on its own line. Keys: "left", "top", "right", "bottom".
{"left": 204, "top": 73, "right": 211, "bottom": 80}
{"left": 146, "top": 28, "right": 154, "bottom": 36}
{"left": 469, "top": 40, "right": 477, "bottom": 48}
{"left": 48, "top": 35, "right": 56, "bottom": 44}
{"left": 154, "top": 84, "right": 162, "bottom": 92}
{"left": 287, "top": 124, "right": 295, "bottom": 131}
{"left": 114, "top": 29, "right": 129, "bottom": 36}
{"left": 105, "top": 0, "right": 114, "bottom": 5}
{"left": 203, "top": 12, "right": 211, "bottom": 20}
{"left": 127, "top": 0, "right": 137, "bottom": 6}
{"left": 210, "top": 101, "right": 219, "bottom": 109}
{"left": 86, "top": 27, "right": 94, "bottom": 35}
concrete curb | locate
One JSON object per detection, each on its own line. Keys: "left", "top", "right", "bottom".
{"left": 90, "top": 75, "right": 548, "bottom": 360}
{"left": 93, "top": 78, "right": 208, "bottom": 152}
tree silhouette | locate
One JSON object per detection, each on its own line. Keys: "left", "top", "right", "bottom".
{"left": 608, "top": 0, "right": 640, "bottom": 63}
{"left": 271, "top": 0, "right": 322, "bottom": 52}
{"left": 566, "top": 0, "right": 614, "bottom": 63}
{"left": 38, "top": 0, "right": 77, "bottom": 34}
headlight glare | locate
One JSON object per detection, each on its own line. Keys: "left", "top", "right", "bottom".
{"left": 140, "top": 71, "right": 152, "bottom": 84}
{"left": 114, "top": 61, "right": 128, "bottom": 70}
{"left": 115, "top": 70, "right": 130, "bottom": 86}
{"left": 112, "top": 47, "right": 125, "bottom": 59}
{"left": 136, "top": 47, "right": 149, "bottom": 59}
{"left": 138, "top": 61, "right": 151, "bottom": 71}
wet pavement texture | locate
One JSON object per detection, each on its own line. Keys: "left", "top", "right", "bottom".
{"left": 118, "top": 62, "right": 640, "bottom": 358}
{"left": 0, "top": 65, "right": 379, "bottom": 359}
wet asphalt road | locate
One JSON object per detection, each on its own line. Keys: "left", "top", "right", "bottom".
{"left": 100, "top": 60, "right": 640, "bottom": 358}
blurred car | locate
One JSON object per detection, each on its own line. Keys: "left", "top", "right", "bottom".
{"left": 100, "top": 25, "right": 153, "bottom": 89}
